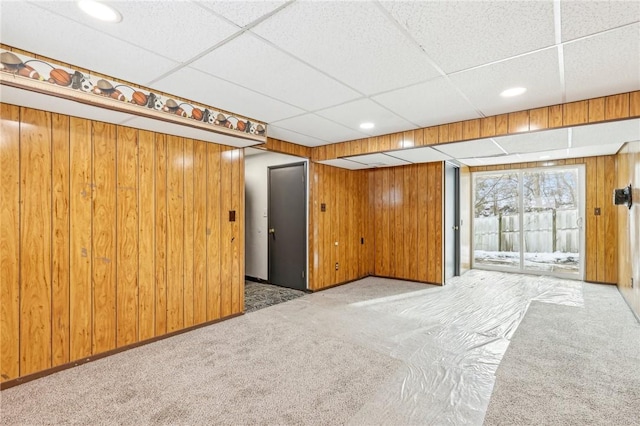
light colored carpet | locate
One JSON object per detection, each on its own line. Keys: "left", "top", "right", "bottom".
{"left": 483, "top": 283, "right": 640, "bottom": 426}
{"left": 0, "top": 272, "right": 637, "bottom": 425}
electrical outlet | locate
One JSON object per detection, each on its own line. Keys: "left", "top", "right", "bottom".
{"left": 335, "top": 262, "right": 339, "bottom": 271}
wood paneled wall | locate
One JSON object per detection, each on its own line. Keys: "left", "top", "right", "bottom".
{"left": 470, "top": 156, "right": 617, "bottom": 284}
{"left": 0, "top": 103, "right": 244, "bottom": 384}
{"left": 369, "top": 163, "right": 443, "bottom": 284}
{"left": 308, "top": 162, "right": 444, "bottom": 288}
{"left": 264, "top": 138, "right": 312, "bottom": 159}
{"left": 616, "top": 141, "right": 640, "bottom": 317}
{"left": 312, "top": 91, "right": 640, "bottom": 161}
{"left": 308, "top": 163, "right": 371, "bottom": 291}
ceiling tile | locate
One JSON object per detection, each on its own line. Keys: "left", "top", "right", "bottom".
{"left": 386, "top": 147, "right": 452, "bottom": 164}
{"left": 30, "top": 1, "right": 239, "bottom": 63}
{"left": 433, "top": 138, "right": 506, "bottom": 159}
{"left": 381, "top": 1, "right": 555, "bottom": 73}
{"left": 197, "top": 1, "right": 288, "bottom": 28}
{"left": 564, "top": 24, "right": 640, "bottom": 103}
{"left": 571, "top": 119, "right": 640, "bottom": 148}
{"left": 373, "top": 77, "right": 481, "bottom": 127}
{"left": 462, "top": 143, "right": 623, "bottom": 167}
{"left": 153, "top": 67, "right": 303, "bottom": 123}
{"left": 316, "top": 99, "right": 417, "bottom": 136}
{"left": 251, "top": 1, "right": 442, "bottom": 95}
{"left": 272, "top": 114, "right": 367, "bottom": 143}
{"left": 493, "top": 128, "right": 569, "bottom": 154}
{"left": 0, "top": 2, "right": 178, "bottom": 85}
{"left": 346, "top": 153, "right": 411, "bottom": 167}
{"left": 316, "top": 159, "right": 371, "bottom": 170}
{"left": 561, "top": 1, "right": 640, "bottom": 42}
{"left": 449, "top": 48, "right": 562, "bottom": 117}
{"left": 192, "top": 33, "right": 360, "bottom": 111}
{"left": 267, "top": 125, "right": 329, "bottom": 147}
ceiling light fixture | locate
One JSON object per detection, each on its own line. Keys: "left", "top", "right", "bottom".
{"left": 359, "top": 122, "right": 375, "bottom": 130}
{"left": 77, "top": 0, "right": 122, "bottom": 23}
{"left": 539, "top": 155, "right": 551, "bottom": 159}
{"left": 500, "top": 87, "right": 527, "bottom": 98}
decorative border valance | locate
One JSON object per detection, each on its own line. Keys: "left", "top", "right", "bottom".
{"left": 0, "top": 49, "right": 266, "bottom": 143}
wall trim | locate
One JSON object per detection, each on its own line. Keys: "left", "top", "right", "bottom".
{"left": 0, "top": 312, "right": 243, "bottom": 390}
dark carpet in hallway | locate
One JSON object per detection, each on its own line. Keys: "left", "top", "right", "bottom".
{"left": 244, "top": 281, "right": 306, "bottom": 312}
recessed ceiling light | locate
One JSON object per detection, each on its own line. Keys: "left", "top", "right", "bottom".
{"left": 360, "top": 122, "right": 375, "bottom": 130}
{"left": 77, "top": 0, "right": 122, "bottom": 23}
{"left": 500, "top": 87, "right": 527, "bottom": 98}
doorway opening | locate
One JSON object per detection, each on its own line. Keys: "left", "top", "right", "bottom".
{"left": 244, "top": 148, "right": 308, "bottom": 312}
{"left": 472, "top": 165, "right": 585, "bottom": 280}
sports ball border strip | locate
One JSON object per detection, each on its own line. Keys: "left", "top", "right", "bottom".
{"left": 0, "top": 50, "right": 266, "bottom": 142}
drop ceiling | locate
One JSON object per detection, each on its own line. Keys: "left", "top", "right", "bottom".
{"left": 1, "top": 0, "right": 639, "bottom": 148}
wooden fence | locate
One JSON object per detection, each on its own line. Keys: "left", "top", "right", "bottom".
{"left": 474, "top": 209, "right": 579, "bottom": 253}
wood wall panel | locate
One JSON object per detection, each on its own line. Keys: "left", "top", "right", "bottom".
{"left": 368, "top": 162, "right": 443, "bottom": 285}
{"left": 381, "top": 168, "right": 391, "bottom": 276}
{"left": 563, "top": 101, "right": 588, "bottom": 126}
{"left": 529, "top": 107, "right": 548, "bottom": 131}
{"left": 417, "top": 164, "right": 429, "bottom": 282}
{"left": 1, "top": 103, "right": 244, "bottom": 384}
{"left": 183, "top": 139, "right": 195, "bottom": 328}
{"left": 231, "top": 149, "right": 241, "bottom": 315}
{"left": 138, "top": 130, "right": 155, "bottom": 341}
{"left": 51, "top": 113, "right": 70, "bottom": 367}
{"left": 589, "top": 97, "right": 605, "bottom": 122}
{"left": 69, "top": 117, "right": 92, "bottom": 361}
{"left": 600, "top": 155, "right": 617, "bottom": 283}
{"left": 116, "top": 126, "right": 139, "bottom": 347}
{"left": 166, "top": 136, "right": 185, "bottom": 332}
{"left": 219, "top": 148, "right": 233, "bottom": 318}
{"left": 0, "top": 104, "right": 20, "bottom": 381}
{"left": 92, "top": 122, "right": 117, "bottom": 354}
{"left": 206, "top": 144, "right": 221, "bottom": 321}
{"left": 155, "top": 134, "right": 168, "bottom": 335}
{"left": 585, "top": 157, "right": 598, "bottom": 282}
{"left": 307, "top": 164, "right": 370, "bottom": 290}
{"left": 605, "top": 93, "right": 629, "bottom": 120}
{"left": 19, "top": 107, "right": 52, "bottom": 375}
{"left": 193, "top": 141, "right": 208, "bottom": 325}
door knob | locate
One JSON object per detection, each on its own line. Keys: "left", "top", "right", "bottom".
{"left": 268, "top": 228, "right": 275, "bottom": 234}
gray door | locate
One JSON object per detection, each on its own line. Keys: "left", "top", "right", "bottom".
{"left": 444, "top": 163, "right": 460, "bottom": 280}
{"left": 268, "top": 162, "right": 307, "bottom": 290}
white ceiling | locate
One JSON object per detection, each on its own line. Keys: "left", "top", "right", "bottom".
{"left": 1, "top": 1, "right": 638, "bottom": 148}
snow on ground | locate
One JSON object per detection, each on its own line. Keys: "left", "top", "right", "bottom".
{"left": 474, "top": 250, "right": 579, "bottom": 273}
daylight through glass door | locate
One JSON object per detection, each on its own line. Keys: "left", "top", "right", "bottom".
{"left": 473, "top": 166, "right": 584, "bottom": 279}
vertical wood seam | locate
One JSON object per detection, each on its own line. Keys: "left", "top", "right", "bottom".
{"left": 114, "top": 126, "right": 118, "bottom": 347}
{"left": 49, "top": 112, "right": 54, "bottom": 367}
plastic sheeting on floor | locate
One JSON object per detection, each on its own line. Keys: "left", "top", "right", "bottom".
{"left": 290, "top": 270, "right": 584, "bottom": 425}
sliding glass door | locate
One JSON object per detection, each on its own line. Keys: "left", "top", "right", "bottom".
{"left": 473, "top": 165, "right": 584, "bottom": 279}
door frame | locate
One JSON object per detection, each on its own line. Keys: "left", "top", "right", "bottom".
{"left": 445, "top": 162, "right": 461, "bottom": 280}
{"left": 267, "top": 161, "right": 308, "bottom": 289}
{"left": 471, "top": 164, "right": 585, "bottom": 280}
